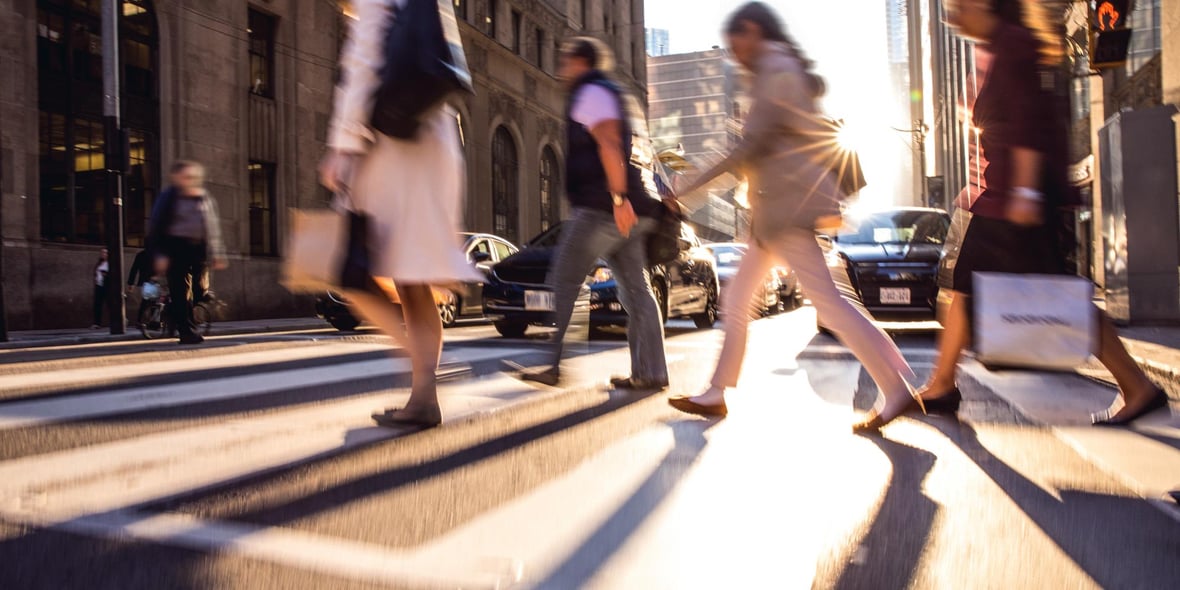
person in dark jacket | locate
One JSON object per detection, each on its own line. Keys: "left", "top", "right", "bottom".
{"left": 520, "top": 37, "right": 668, "bottom": 390}
{"left": 908, "top": 0, "right": 1168, "bottom": 427}
{"left": 91, "top": 248, "right": 109, "bottom": 329}
{"left": 146, "top": 161, "right": 228, "bottom": 345}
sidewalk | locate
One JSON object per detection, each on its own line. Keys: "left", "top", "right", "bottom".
{"left": 1078, "top": 326, "right": 1180, "bottom": 403}
{"left": 0, "top": 317, "right": 331, "bottom": 350}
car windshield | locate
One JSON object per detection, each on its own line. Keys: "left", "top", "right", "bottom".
{"left": 837, "top": 211, "right": 949, "bottom": 245}
{"left": 708, "top": 245, "right": 746, "bottom": 267}
{"left": 526, "top": 224, "right": 563, "bottom": 248}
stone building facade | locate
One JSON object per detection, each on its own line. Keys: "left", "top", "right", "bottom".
{"left": 0, "top": 0, "right": 647, "bottom": 329}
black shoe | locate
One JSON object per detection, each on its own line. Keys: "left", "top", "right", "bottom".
{"left": 179, "top": 334, "right": 205, "bottom": 345}
{"left": 610, "top": 376, "right": 669, "bottom": 391}
{"left": 1093, "top": 387, "right": 1170, "bottom": 427}
{"left": 921, "top": 387, "right": 963, "bottom": 415}
{"left": 371, "top": 408, "right": 442, "bottom": 429}
{"left": 520, "top": 367, "right": 560, "bottom": 387}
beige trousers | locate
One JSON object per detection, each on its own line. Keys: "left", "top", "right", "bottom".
{"left": 711, "top": 228, "right": 915, "bottom": 401}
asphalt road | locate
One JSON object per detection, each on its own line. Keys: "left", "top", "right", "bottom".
{"left": 0, "top": 308, "right": 1176, "bottom": 589}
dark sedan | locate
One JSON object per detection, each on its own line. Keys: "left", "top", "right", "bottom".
{"left": 820, "top": 207, "right": 950, "bottom": 323}
{"left": 315, "top": 233, "right": 518, "bottom": 331}
{"left": 482, "top": 222, "right": 720, "bottom": 338}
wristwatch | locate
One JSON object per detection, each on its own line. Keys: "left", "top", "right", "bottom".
{"left": 612, "top": 193, "right": 626, "bottom": 207}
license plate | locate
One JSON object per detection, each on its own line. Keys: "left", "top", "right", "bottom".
{"left": 880, "top": 287, "right": 911, "bottom": 305}
{"left": 525, "top": 290, "right": 554, "bottom": 311}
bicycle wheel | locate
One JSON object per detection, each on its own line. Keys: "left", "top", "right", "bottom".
{"left": 140, "top": 304, "right": 167, "bottom": 340}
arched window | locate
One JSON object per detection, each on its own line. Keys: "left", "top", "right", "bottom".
{"left": 37, "top": 0, "right": 160, "bottom": 246}
{"left": 539, "top": 146, "right": 561, "bottom": 231}
{"left": 491, "top": 126, "right": 519, "bottom": 243}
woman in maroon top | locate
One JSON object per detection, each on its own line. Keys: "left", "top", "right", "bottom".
{"left": 903, "top": 0, "right": 1168, "bottom": 427}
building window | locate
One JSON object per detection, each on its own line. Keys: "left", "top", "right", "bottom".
{"left": 580, "top": 0, "right": 587, "bottom": 29}
{"left": 248, "top": 8, "right": 276, "bottom": 98}
{"left": 511, "top": 10, "right": 522, "bottom": 53}
{"left": 248, "top": 162, "right": 278, "bottom": 256}
{"left": 453, "top": 0, "right": 466, "bottom": 21}
{"left": 534, "top": 27, "right": 544, "bottom": 68}
{"left": 485, "top": 0, "right": 497, "bottom": 38}
{"left": 491, "top": 127, "right": 519, "bottom": 243}
{"left": 37, "top": 0, "right": 160, "bottom": 246}
{"left": 539, "top": 146, "right": 561, "bottom": 231}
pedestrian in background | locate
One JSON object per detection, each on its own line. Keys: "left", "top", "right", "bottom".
{"left": 319, "top": 0, "right": 480, "bottom": 428}
{"left": 146, "top": 161, "right": 227, "bottom": 345}
{"left": 521, "top": 37, "right": 669, "bottom": 390}
{"left": 126, "top": 248, "right": 154, "bottom": 326}
{"left": 668, "top": 2, "right": 920, "bottom": 431}
{"left": 912, "top": 0, "right": 1167, "bottom": 426}
{"left": 91, "top": 248, "right": 109, "bottom": 329}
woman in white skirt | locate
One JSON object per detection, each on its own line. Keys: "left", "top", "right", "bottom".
{"left": 319, "top": 0, "right": 481, "bottom": 428}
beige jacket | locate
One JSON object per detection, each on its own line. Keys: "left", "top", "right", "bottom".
{"left": 688, "top": 43, "right": 842, "bottom": 240}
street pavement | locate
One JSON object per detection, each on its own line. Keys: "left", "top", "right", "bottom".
{"left": 0, "top": 309, "right": 1177, "bottom": 589}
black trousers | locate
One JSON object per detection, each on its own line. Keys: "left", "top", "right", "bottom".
{"left": 162, "top": 236, "right": 208, "bottom": 338}
{"left": 92, "top": 285, "right": 106, "bottom": 326}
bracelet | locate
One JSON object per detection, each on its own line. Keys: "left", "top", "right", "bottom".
{"left": 1012, "top": 187, "right": 1044, "bottom": 202}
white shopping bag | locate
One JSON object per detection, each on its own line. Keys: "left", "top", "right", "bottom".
{"left": 973, "top": 272, "right": 1097, "bottom": 371}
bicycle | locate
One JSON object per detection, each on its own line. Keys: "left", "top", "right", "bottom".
{"left": 138, "top": 281, "right": 224, "bottom": 339}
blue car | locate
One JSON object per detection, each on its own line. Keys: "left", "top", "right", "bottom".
{"left": 483, "top": 222, "right": 720, "bottom": 338}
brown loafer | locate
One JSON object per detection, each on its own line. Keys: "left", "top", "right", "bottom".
{"left": 668, "top": 396, "right": 728, "bottom": 418}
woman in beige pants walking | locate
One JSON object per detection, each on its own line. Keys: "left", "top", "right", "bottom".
{"left": 668, "top": 2, "right": 920, "bottom": 432}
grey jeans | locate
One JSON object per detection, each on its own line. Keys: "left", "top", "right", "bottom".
{"left": 546, "top": 207, "right": 668, "bottom": 382}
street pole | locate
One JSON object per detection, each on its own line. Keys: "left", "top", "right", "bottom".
{"left": 102, "top": 0, "right": 126, "bottom": 335}
{"left": 0, "top": 141, "right": 8, "bottom": 342}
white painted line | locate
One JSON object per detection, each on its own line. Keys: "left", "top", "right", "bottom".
{"left": 0, "top": 342, "right": 391, "bottom": 392}
{"left": 0, "top": 347, "right": 532, "bottom": 431}
{"left": 58, "top": 510, "right": 520, "bottom": 590}
{"left": 0, "top": 373, "right": 542, "bottom": 523}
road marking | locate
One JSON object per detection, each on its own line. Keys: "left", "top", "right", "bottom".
{"left": 0, "top": 342, "right": 391, "bottom": 393}
{"left": 0, "top": 373, "right": 543, "bottom": 523}
{"left": 55, "top": 510, "right": 520, "bottom": 590}
{"left": 0, "top": 347, "right": 532, "bottom": 431}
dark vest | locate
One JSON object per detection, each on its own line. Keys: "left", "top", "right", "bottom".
{"left": 565, "top": 72, "right": 659, "bottom": 217}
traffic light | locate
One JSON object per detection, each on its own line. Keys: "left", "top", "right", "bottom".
{"left": 1090, "top": 0, "right": 1133, "bottom": 69}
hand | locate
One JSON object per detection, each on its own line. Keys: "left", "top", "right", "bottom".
{"left": 211, "top": 259, "right": 229, "bottom": 271}
{"left": 1005, "top": 195, "right": 1043, "bottom": 227}
{"left": 318, "top": 150, "right": 361, "bottom": 194}
{"left": 126, "top": 285, "right": 135, "bottom": 294}
{"left": 614, "top": 199, "right": 639, "bottom": 238}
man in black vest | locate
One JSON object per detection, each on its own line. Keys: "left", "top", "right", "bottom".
{"left": 522, "top": 37, "right": 668, "bottom": 390}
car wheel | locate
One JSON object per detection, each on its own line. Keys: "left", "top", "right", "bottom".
{"left": 438, "top": 299, "right": 458, "bottom": 328}
{"left": 494, "top": 320, "right": 528, "bottom": 339}
{"left": 692, "top": 294, "right": 719, "bottom": 329}
{"left": 651, "top": 278, "right": 669, "bottom": 325}
{"left": 328, "top": 312, "right": 361, "bottom": 332}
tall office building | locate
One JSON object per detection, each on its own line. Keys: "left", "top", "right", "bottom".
{"left": 646, "top": 28, "right": 670, "bottom": 57}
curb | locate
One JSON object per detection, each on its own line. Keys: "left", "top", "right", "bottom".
{"left": 1131, "top": 355, "right": 1180, "bottom": 403}
{"left": 0, "top": 319, "right": 331, "bottom": 351}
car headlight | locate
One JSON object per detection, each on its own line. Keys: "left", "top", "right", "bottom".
{"left": 591, "top": 267, "right": 614, "bottom": 284}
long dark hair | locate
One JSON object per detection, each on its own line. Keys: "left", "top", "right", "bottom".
{"left": 992, "top": 0, "right": 1066, "bottom": 65}
{"left": 725, "top": 2, "right": 825, "bottom": 98}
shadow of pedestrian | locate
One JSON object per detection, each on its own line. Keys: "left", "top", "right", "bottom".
{"left": 826, "top": 436, "right": 939, "bottom": 590}
{"left": 531, "top": 419, "right": 717, "bottom": 589}
{"left": 933, "top": 421, "right": 1180, "bottom": 588}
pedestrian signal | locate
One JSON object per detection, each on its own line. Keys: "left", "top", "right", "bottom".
{"left": 1090, "top": 0, "right": 1133, "bottom": 69}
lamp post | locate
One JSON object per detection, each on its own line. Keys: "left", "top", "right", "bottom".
{"left": 102, "top": 0, "right": 126, "bottom": 334}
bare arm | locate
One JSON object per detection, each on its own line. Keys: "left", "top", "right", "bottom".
{"left": 588, "top": 119, "right": 628, "bottom": 195}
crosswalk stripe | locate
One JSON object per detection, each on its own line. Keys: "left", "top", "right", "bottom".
{"left": 0, "top": 346, "right": 533, "bottom": 431}
{"left": 0, "top": 342, "right": 391, "bottom": 393}
{"left": 0, "top": 372, "right": 546, "bottom": 523}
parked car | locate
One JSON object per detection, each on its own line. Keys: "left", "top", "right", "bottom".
{"left": 818, "top": 207, "right": 950, "bottom": 326}
{"left": 482, "top": 222, "right": 720, "bottom": 338}
{"left": 315, "top": 233, "right": 519, "bottom": 331}
{"left": 704, "top": 242, "right": 797, "bottom": 316}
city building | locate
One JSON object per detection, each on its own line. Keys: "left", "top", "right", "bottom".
{"left": 646, "top": 48, "right": 742, "bottom": 241}
{"left": 0, "top": 0, "right": 647, "bottom": 329}
{"left": 645, "top": 27, "right": 669, "bottom": 57}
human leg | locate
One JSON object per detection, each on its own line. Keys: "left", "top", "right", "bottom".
{"left": 540, "top": 208, "right": 618, "bottom": 372}
{"left": 1093, "top": 309, "right": 1168, "bottom": 425}
{"left": 604, "top": 218, "right": 668, "bottom": 386}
